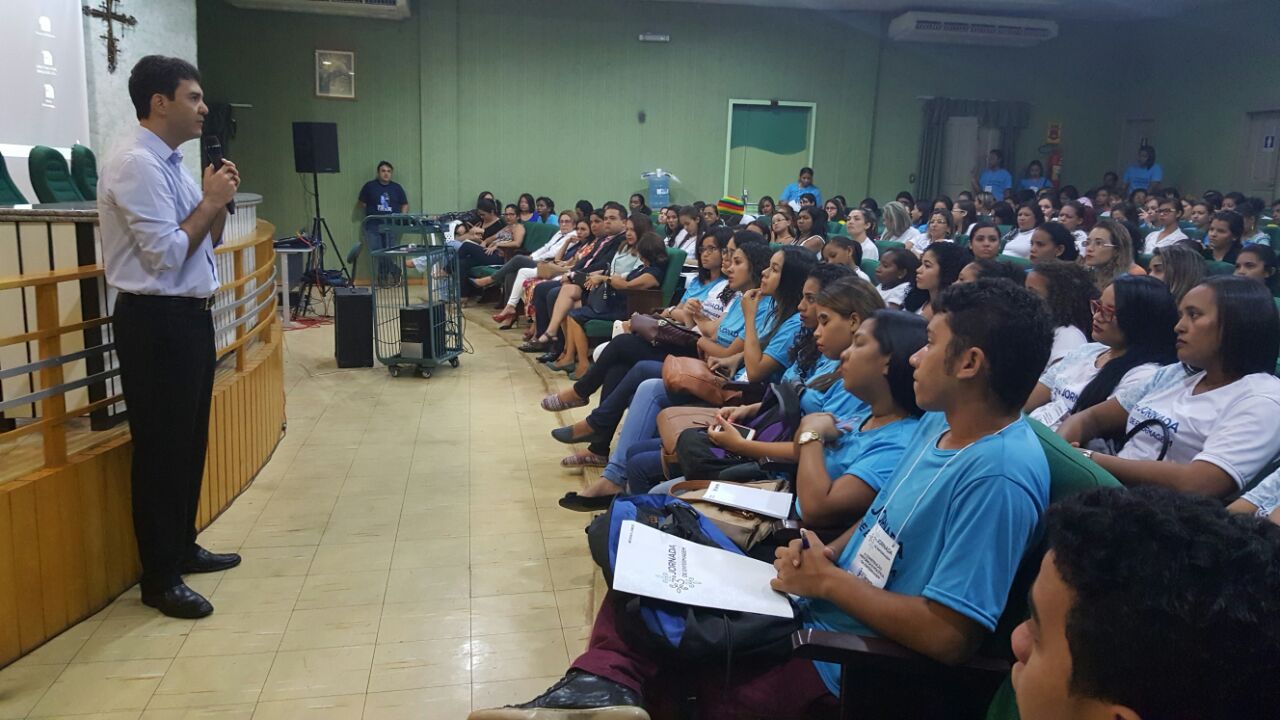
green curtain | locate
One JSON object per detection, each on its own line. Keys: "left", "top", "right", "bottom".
{"left": 914, "top": 98, "right": 1030, "bottom": 201}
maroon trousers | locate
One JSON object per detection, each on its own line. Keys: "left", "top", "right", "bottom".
{"left": 570, "top": 592, "right": 840, "bottom": 720}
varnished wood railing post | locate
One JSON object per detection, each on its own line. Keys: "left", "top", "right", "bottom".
{"left": 34, "top": 283, "right": 67, "bottom": 466}
{"left": 234, "top": 247, "right": 246, "bottom": 372}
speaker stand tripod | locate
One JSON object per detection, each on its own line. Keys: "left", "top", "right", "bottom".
{"left": 296, "top": 172, "right": 352, "bottom": 318}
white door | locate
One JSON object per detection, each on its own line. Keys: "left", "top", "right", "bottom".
{"left": 940, "top": 117, "right": 1002, "bottom": 199}
{"left": 1118, "top": 118, "right": 1156, "bottom": 173}
{"left": 1242, "top": 111, "right": 1280, "bottom": 199}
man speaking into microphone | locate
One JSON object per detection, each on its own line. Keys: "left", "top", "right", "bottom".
{"left": 98, "top": 55, "right": 242, "bottom": 619}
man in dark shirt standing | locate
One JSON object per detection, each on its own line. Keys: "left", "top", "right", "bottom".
{"left": 356, "top": 161, "right": 408, "bottom": 282}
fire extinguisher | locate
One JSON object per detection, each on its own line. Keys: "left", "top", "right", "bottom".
{"left": 1047, "top": 147, "right": 1064, "bottom": 188}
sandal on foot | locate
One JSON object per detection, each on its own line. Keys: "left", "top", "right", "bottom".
{"left": 560, "top": 452, "right": 608, "bottom": 468}
{"left": 519, "top": 340, "right": 548, "bottom": 353}
{"left": 541, "top": 393, "right": 588, "bottom": 412}
{"left": 558, "top": 492, "right": 616, "bottom": 512}
{"left": 545, "top": 360, "right": 576, "bottom": 373}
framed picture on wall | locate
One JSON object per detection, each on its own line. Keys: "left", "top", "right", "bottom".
{"left": 315, "top": 50, "right": 355, "bottom": 100}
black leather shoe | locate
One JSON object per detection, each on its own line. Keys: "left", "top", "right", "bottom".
{"left": 551, "top": 425, "right": 609, "bottom": 446}
{"left": 141, "top": 583, "right": 214, "bottom": 619}
{"left": 466, "top": 670, "right": 648, "bottom": 719}
{"left": 558, "top": 492, "right": 616, "bottom": 512}
{"left": 182, "top": 546, "right": 242, "bottom": 574}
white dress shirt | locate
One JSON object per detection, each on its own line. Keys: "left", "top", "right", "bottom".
{"left": 99, "top": 126, "right": 219, "bottom": 298}
{"left": 531, "top": 230, "right": 575, "bottom": 262}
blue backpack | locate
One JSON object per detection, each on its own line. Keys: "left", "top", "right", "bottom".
{"left": 586, "top": 494, "right": 799, "bottom": 661}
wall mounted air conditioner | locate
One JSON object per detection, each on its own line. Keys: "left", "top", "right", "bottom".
{"left": 888, "top": 11, "right": 1058, "bottom": 47}
{"left": 225, "top": 0, "right": 410, "bottom": 21}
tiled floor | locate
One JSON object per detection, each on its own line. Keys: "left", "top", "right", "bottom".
{"left": 0, "top": 309, "right": 605, "bottom": 719}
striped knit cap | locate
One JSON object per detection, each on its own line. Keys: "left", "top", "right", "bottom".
{"left": 717, "top": 196, "right": 745, "bottom": 217}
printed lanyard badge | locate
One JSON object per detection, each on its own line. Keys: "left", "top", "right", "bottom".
{"left": 851, "top": 521, "right": 898, "bottom": 589}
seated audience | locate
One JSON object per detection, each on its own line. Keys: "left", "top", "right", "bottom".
{"left": 1012, "top": 486, "right": 1280, "bottom": 720}
{"left": 912, "top": 209, "right": 956, "bottom": 254}
{"left": 535, "top": 196, "right": 557, "bottom": 224}
{"left": 1082, "top": 219, "right": 1143, "bottom": 291}
{"left": 629, "top": 193, "right": 651, "bottom": 217}
{"left": 517, "top": 193, "right": 540, "bottom": 223}
{"left": 1148, "top": 243, "right": 1206, "bottom": 303}
{"left": 1056, "top": 200, "right": 1090, "bottom": 252}
{"left": 1238, "top": 196, "right": 1271, "bottom": 246}
{"left": 821, "top": 236, "right": 870, "bottom": 282}
{"left": 772, "top": 210, "right": 798, "bottom": 246}
{"left": 966, "top": 221, "right": 1003, "bottom": 261}
{"left": 1204, "top": 209, "right": 1244, "bottom": 264}
{"left": 664, "top": 229, "right": 731, "bottom": 326}
{"left": 795, "top": 207, "right": 828, "bottom": 254}
{"left": 456, "top": 203, "right": 526, "bottom": 295}
{"left": 1234, "top": 243, "right": 1278, "bottom": 289}
{"left": 843, "top": 207, "right": 879, "bottom": 262}
{"left": 1025, "top": 260, "right": 1097, "bottom": 365}
{"left": 1187, "top": 198, "right": 1214, "bottom": 237}
{"left": 485, "top": 211, "right": 580, "bottom": 327}
{"left": 958, "top": 258, "right": 1025, "bottom": 285}
{"left": 468, "top": 279, "right": 1054, "bottom": 720}
{"left": 1059, "top": 276, "right": 1280, "bottom": 498}
{"left": 1019, "top": 159, "right": 1049, "bottom": 192}
{"left": 1025, "top": 275, "right": 1177, "bottom": 430}
{"left": 553, "top": 228, "right": 667, "bottom": 377}
{"left": 756, "top": 195, "right": 776, "bottom": 218}
{"left": 952, "top": 199, "right": 978, "bottom": 237}
{"left": 1001, "top": 201, "right": 1045, "bottom": 259}
{"left": 1029, "top": 221, "right": 1080, "bottom": 264}
{"left": 1142, "top": 195, "right": 1188, "bottom": 253}
{"left": 903, "top": 242, "right": 972, "bottom": 319}
{"left": 881, "top": 201, "right": 925, "bottom": 254}
{"left": 873, "top": 247, "right": 918, "bottom": 308}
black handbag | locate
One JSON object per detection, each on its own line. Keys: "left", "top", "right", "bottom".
{"left": 585, "top": 282, "right": 612, "bottom": 313}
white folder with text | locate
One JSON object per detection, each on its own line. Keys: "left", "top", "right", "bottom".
{"left": 698, "top": 481, "right": 794, "bottom": 519}
{"left": 612, "top": 520, "right": 795, "bottom": 618}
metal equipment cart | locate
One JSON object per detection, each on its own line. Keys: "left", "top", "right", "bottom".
{"left": 366, "top": 216, "right": 463, "bottom": 378}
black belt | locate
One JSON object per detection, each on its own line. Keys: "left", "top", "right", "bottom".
{"left": 119, "top": 292, "right": 215, "bottom": 311}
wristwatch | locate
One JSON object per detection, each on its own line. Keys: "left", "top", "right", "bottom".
{"left": 797, "top": 430, "right": 823, "bottom": 446}
{"left": 1078, "top": 448, "right": 1094, "bottom": 460}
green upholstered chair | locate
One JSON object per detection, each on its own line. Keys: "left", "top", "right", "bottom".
{"left": 28, "top": 145, "right": 84, "bottom": 203}
{"left": 1184, "top": 227, "right": 1205, "bottom": 241}
{"left": 584, "top": 247, "right": 687, "bottom": 338}
{"left": 469, "top": 222, "right": 560, "bottom": 278}
{"left": 873, "top": 240, "right": 905, "bottom": 255}
{"left": 792, "top": 418, "right": 1121, "bottom": 720}
{"left": 1137, "top": 253, "right": 1153, "bottom": 271}
{"left": 860, "top": 258, "right": 879, "bottom": 278}
{"left": 954, "top": 233, "right": 970, "bottom": 248}
{"left": 70, "top": 144, "right": 99, "bottom": 201}
{"left": 997, "top": 224, "right": 1012, "bottom": 237}
{"left": 0, "top": 154, "right": 27, "bottom": 204}
{"left": 1206, "top": 260, "right": 1235, "bottom": 276}
{"left": 1264, "top": 226, "right": 1280, "bottom": 246}
{"left": 1002, "top": 255, "right": 1032, "bottom": 273}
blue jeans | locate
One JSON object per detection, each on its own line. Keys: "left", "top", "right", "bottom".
{"left": 624, "top": 440, "right": 667, "bottom": 494}
{"left": 601, "top": 378, "right": 673, "bottom": 488}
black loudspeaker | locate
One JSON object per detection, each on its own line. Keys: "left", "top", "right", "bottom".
{"left": 292, "top": 121, "right": 340, "bottom": 174}
{"left": 334, "top": 287, "right": 373, "bottom": 367}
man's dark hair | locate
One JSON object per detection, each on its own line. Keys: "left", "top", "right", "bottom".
{"left": 377, "top": 161, "right": 393, "bottom": 171}
{"left": 1046, "top": 486, "right": 1280, "bottom": 719}
{"left": 1202, "top": 275, "right": 1280, "bottom": 378}
{"left": 129, "top": 55, "right": 201, "bottom": 120}
{"left": 988, "top": 148, "right": 1004, "bottom": 164}
{"left": 800, "top": 166, "right": 814, "bottom": 176}
{"left": 935, "top": 279, "right": 1053, "bottom": 412}
{"left": 800, "top": 192, "right": 817, "bottom": 205}
{"left": 601, "top": 201, "right": 628, "bottom": 220}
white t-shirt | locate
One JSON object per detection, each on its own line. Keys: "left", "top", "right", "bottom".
{"left": 1143, "top": 227, "right": 1188, "bottom": 254}
{"left": 697, "top": 282, "right": 733, "bottom": 323}
{"left": 1050, "top": 325, "right": 1088, "bottom": 366}
{"left": 1029, "top": 343, "right": 1158, "bottom": 430}
{"left": 878, "top": 282, "right": 909, "bottom": 308}
{"left": 1071, "top": 229, "right": 1088, "bottom": 255}
{"left": 531, "top": 230, "right": 575, "bottom": 262}
{"left": 858, "top": 237, "right": 879, "bottom": 262}
{"left": 1242, "top": 466, "right": 1280, "bottom": 516}
{"left": 1001, "top": 229, "right": 1035, "bottom": 259}
{"left": 885, "top": 227, "right": 925, "bottom": 253}
{"left": 1243, "top": 230, "right": 1271, "bottom": 247}
{"left": 910, "top": 235, "right": 952, "bottom": 255}
{"left": 1115, "top": 365, "right": 1280, "bottom": 489}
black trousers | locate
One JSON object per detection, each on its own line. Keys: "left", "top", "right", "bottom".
{"left": 113, "top": 293, "right": 216, "bottom": 592}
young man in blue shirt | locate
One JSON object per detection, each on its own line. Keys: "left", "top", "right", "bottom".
{"left": 468, "top": 279, "right": 1055, "bottom": 720}
{"left": 780, "top": 166, "right": 822, "bottom": 208}
{"left": 973, "top": 150, "right": 1014, "bottom": 201}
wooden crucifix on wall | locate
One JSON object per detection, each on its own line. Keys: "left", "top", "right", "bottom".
{"left": 83, "top": 0, "right": 138, "bottom": 73}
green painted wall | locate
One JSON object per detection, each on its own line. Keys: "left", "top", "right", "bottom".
{"left": 1125, "top": 0, "right": 1280, "bottom": 194}
{"left": 197, "top": 0, "right": 1143, "bottom": 260}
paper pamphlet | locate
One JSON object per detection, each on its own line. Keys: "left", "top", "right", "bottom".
{"left": 700, "top": 482, "right": 794, "bottom": 520}
{"left": 613, "top": 520, "right": 794, "bottom": 618}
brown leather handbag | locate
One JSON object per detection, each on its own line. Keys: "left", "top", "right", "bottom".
{"left": 666, "top": 479, "right": 789, "bottom": 551}
{"left": 656, "top": 406, "right": 722, "bottom": 475}
{"left": 662, "top": 355, "right": 737, "bottom": 406}
{"left": 630, "top": 313, "right": 700, "bottom": 351}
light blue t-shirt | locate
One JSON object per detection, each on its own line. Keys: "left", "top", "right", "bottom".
{"left": 979, "top": 168, "right": 1014, "bottom": 199}
{"left": 714, "top": 296, "right": 747, "bottom": 346}
{"left": 781, "top": 182, "right": 823, "bottom": 206}
{"left": 1019, "top": 177, "right": 1048, "bottom": 192}
{"left": 799, "top": 412, "right": 1050, "bottom": 695}
{"left": 733, "top": 301, "right": 800, "bottom": 382}
{"left": 1123, "top": 163, "right": 1163, "bottom": 190}
{"left": 794, "top": 412, "right": 919, "bottom": 522}
{"left": 682, "top": 275, "right": 727, "bottom": 304}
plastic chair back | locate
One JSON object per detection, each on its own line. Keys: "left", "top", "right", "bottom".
{"left": 71, "top": 144, "right": 99, "bottom": 200}
{"left": 28, "top": 146, "right": 84, "bottom": 203}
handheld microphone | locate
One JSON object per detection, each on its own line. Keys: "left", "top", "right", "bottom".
{"left": 203, "top": 136, "right": 236, "bottom": 215}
